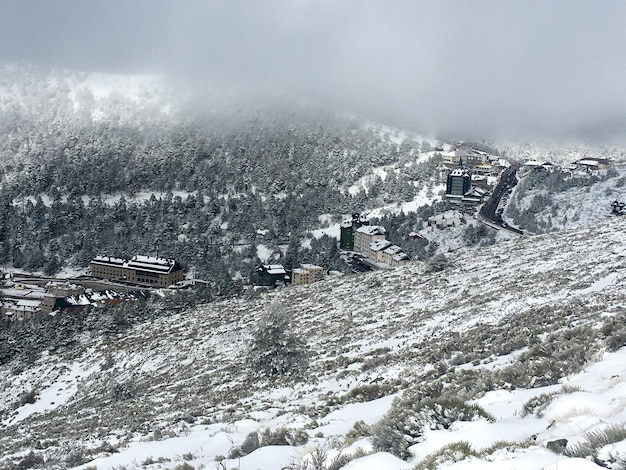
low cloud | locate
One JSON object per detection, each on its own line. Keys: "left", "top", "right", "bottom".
{"left": 2, "top": 0, "right": 626, "bottom": 142}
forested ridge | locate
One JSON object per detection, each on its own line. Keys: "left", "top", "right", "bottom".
{"left": 0, "top": 65, "right": 441, "bottom": 278}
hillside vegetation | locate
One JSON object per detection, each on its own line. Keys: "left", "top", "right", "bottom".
{"left": 0, "top": 64, "right": 440, "bottom": 278}
{"left": 2, "top": 215, "right": 626, "bottom": 469}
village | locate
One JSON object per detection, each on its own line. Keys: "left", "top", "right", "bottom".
{"left": 0, "top": 255, "right": 187, "bottom": 321}
{"left": 0, "top": 145, "right": 614, "bottom": 321}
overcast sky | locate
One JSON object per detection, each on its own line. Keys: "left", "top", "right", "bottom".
{"left": 1, "top": 0, "right": 626, "bottom": 142}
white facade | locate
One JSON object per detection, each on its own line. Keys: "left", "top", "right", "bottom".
{"left": 354, "top": 225, "right": 387, "bottom": 254}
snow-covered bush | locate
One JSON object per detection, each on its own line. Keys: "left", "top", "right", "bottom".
{"left": 344, "top": 383, "right": 394, "bottom": 403}
{"left": 231, "top": 427, "right": 310, "bottom": 458}
{"left": 283, "top": 444, "right": 370, "bottom": 470}
{"left": 425, "top": 253, "right": 449, "bottom": 273}
{"left": 246, "top": 305, "right": 309, "bottom": 378}
{"left": 109, "top": 378, "right": 139, "bottom": 402}
{"left": 600, "top": 316, "right": 626, "bottom": 352}
{"left": 346, "top": 420, "right": 372, "bottom": 442}
{"left": 18, "top": 389, "right": 37, "bottom": 406}
{"left": 565, "top": 423, "right": 626, "bottom": 459}
{"left": 520, "top": 385, "right": 582, "bottom": 418}
{"left": 462, "top": 223, "right": 496, "bottom": 246}
{"left": 414, "top": 441, "right": 477, "bottom": 470}
{"left": 371, "top": 384, "right": 494, "bottom": 460}
{"left": 15, "top": 451, "right": 45, "bottom": 469}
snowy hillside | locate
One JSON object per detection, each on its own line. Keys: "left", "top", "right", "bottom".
{"left": 500, "top": 140, "right": 626, "bottom": 166}
{"left": 2, "top": 215, "right": 626, "bottom": 469}
{"left": 505, "top": 164, "right": 626, "bottom": 234}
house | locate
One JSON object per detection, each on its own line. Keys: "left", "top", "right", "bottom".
{"left": 253, "top": 264, "right": 289, "bottom": 287}
{"left": 339, "top": 213, "right": 370, "bottom": 250}
{"left": 575, "top": 158, "right": 613, "bottom": 172}
{"left": 90, "top": 255, "right": 184, "bottom": 288}
{"left": 461, "top": 187, "right": 489, "bottom": 208}
{"left": 428, "top": 210, "right": 466, "bottom": 229}
{"left": 354, "top": 225, "right": 387, "bottom": 255}
{"left": 471, "top": 174, "right": 489, "bottom": 188}
{"left": 2, "top": 299, "right": 42, "bottom": 321}
{"left": 472, "top": 164, "right": 495, "bottom": 176}
{"left": 292, "top": 264, "right": 324, "bottom": 285}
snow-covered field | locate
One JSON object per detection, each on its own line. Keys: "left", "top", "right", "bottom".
{"left": 2, "top": 214, "right": 626, "bottom": 469}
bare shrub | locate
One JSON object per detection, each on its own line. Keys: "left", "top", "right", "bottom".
{"left": 414, "top": 441, "right": 477, "bottom": 470}
{"left": 564, "top": 423, "right": 626, "bottom": 459}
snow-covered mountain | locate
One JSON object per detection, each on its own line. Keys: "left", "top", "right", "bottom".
{"left": 3, "top": 63, "right": 626, "bottom": 470}
{"left": 2, "top": 213, "right": 626, "bottom": 469}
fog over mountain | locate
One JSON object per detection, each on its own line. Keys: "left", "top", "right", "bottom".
{"left": 1, "top": 0, "right": 626, "bottom": 142}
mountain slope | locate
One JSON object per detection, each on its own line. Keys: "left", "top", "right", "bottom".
{"left": 2, "top": 215, "right": 626, "bottom": 469}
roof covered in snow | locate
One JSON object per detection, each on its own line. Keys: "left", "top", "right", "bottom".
{"left": 356, "top": 225, "right": 386, "bottom": 236}
{"left": 92, "top": 255, "right": 182, "bottom": 274}
{"left": 263, "top": 264, "right": 286, "bottom": 275}
{"left": 370, "top": 239, "right": 393, "bottom": 252}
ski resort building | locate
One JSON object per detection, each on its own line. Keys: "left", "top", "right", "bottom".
{"left": 446, "top": 169, "right": 472, "bottom": 198}
{"left": 90, "top": 255, "right": 185, "bottom": 287}
{"left": 252, "top": 264, "right": 289, "bottom": 287}
{"left": 442, "top": 147, "right": 489, "bottom": 169}
{"left": 575, "top": 158, "right": 614, "bottom": 172}
{"left": 354, "top": 225, "right": 387, "bottom": 254}
{"left": 428, "top": 210, "right": 466, "bottom": 229}
{"left": 381, "top": 245, "right": 410, "bottom": 266}
{"left": 292, "top": 264, "right": 324, "bottom": 286}
{"left": 352, "top": 225, "right": 411, "bottom": 267}
{"left": 339, "top": 213, "right": 370, "bottom": 250}
{"left": 368, "top": 239, "right": 393, "bottom": 263}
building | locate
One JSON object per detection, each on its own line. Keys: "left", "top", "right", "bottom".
{"left": 576, "top": 158, "right": 613, "bottom": 172}
{"left": 253, "top": 264, "right": 289, "bottom": 287}
{"left": 446, "top": 169, "right": 472, "bottom": 198}
{"left": 354, "top": 225, "right": 387, "bottom": 255}
{"left": 339, "top": 213, "right": 370, "bottom": 250}
{"left": 90, "top": 256, "right": 129, "bottom": 280}
{"left": 368, "top": 239, "right": 393, "bottom": 263}
{"left": 1, "top": 278, "right": 149, "bottom": 321}
{"left": 442, "top": 147, "right": 488, "bottom": 169}
{"left": 292, "top": 264, "right": 324, "bottom": 285}
{"left": 428, "top": 210, "right": 466, "bottom": 229}
{"left": 90, "top": 255, "right": 184, "bottom": 288}
{"left": 45, "top": 281, "right": 85, "bottom": 298}
{"left": 1, "top": 283, "right": 47, "bottom": 320}
{"left": 381, "top": 245, "right": 410, "bottom": 267}
{"left": 461, "top": 187, "right": 489, "bottom": 208}
{"left": 125, "top": 255, "right": 184, "bottom": 287}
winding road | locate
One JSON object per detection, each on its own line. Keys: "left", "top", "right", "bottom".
{"left": 478, "top": 165, "right": 524, "bottom": 235}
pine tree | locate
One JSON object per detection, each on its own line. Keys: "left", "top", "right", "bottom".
{"left": 246, "top": 305, "right": 308, "bottom": 378}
